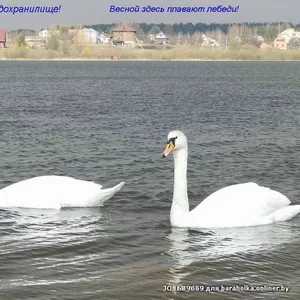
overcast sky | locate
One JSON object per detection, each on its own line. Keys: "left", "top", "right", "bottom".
{"left": 1, "top": 0, "right": 300, "bottom": 30}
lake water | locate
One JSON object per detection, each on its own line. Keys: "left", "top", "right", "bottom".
{"left": 0, "top": 61, "right": 300, "bottom": 299}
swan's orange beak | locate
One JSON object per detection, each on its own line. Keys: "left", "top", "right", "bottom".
{"left": 162, "top": 141, "right": 175, "bottom": 157}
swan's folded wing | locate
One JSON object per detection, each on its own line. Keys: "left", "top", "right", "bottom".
{"left": 0, "top": 176, "right": 104, "bottom": 209}
{"left": 189, "top": 182, "right": 290, "bottom": 226}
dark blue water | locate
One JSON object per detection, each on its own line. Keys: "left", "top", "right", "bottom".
{"left": 0, "top": 61, "right": 300, "bottom": 299}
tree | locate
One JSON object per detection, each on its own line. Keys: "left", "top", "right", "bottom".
{"left": 16, "top": 34, "right": 26, "bottom": 47}
{"left": 190, "top": 31, "right": 203, "bottom": 47}
{"left": 47, "top": 34, "right": 59, "bottom": 51}
{"left": 129, "top": 22, "right": 145, "bottom": 40}
{"left": 60, "top": 26, "right": 70, "bottom": 55}
{"left": 228, "top": 39, "right": 242, "bottom": 50}
{"left": 149, "top": 25, "right": 161, "bottom": 35}
{"left": 163, "top": 24, "right": 174, "bottom": 37}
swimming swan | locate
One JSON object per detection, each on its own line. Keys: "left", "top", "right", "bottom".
{"left": 0, "top": 175, "right": 125, "bottom": 209}
{"left": 162, "top": 130, "right": 300, "bottom": 228}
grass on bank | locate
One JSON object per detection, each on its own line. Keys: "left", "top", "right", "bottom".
{"left": 1, "top": 44, "right": 300, "bottom": 60}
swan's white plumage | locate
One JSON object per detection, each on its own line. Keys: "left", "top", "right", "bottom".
{"left": 163, "top": 130, "right": 300, "bottom": 228}
{"left": 0, "top": 176, "right": 125, "bottom": 209}
{"left": 189, "top": 182, "right": 298, "bottom": 228}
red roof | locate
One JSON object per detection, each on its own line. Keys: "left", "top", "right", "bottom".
{"left": 0, "top": 29, "right": 6, "bottom": 41}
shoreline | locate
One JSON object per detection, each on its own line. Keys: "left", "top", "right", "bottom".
{"left": 2, "top": 45, "right": 300, "bottom": 61}
{"left": 1, "top": 58, "right": 300, "bottom": 62}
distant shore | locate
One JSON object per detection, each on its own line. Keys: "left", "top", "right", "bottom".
{"left": 1, "top": 58, "right": 300, "bottom": 62}
{"left": 1, "top": 45, "right": 300, "bottom": 61}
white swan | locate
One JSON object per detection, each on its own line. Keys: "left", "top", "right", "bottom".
{"left": 0, "top": 175, "right": 124, "bottom": 209}
{"left": 162, "top": 130, "right": 300, "bottom": 228}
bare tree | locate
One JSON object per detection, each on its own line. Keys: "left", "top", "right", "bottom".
{"left": 46, "top": 34, "right": 59, "bottom": 51}
{"left": 149, "top": 25, "right": 161, "bottom": 35}
{"left": 60, "top": 26, "right": 70, "bottom": 55}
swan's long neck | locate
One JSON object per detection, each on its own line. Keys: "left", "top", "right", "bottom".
{"left": 171, "top": 145, "right": 189, "bottom": 226}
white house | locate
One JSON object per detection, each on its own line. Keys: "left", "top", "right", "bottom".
{"left": 98, "top": 32, "right": 111, "bottom": 44}
{"left": 39, "top": 29, "right": 48, "bottom": 39}
{"left": 155, "top": 31, "right": 168, "bottom": 45}
{"left": 277, "top": 28, "right": 300, "bottom": 43}
{"left": 201, "top": 34, "right": 220, "bottom": 47}
{"left": 80, "top": 28, "right": 98, "bottom": 44}
{"left": 39, "top": 28, "right": 60, "bottom": 41}
{"left": 149, "top": 34, "right": 155, "bottom": 42}
{"left": 25, "top": 36, "right": 45, "bottom": 48}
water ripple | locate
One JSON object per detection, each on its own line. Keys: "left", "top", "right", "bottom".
{"left": 0, "top": 61, "right": 300, "bottom": 299}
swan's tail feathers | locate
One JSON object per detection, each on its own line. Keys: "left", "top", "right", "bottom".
{"left": 98, "top": 181, "right": 125, "bottom": 206}
{"left": 105, "top": 181, "right": 125, "bottom": 195}
{"left": 269, "top": 205, "right": 300, "bottom": 223}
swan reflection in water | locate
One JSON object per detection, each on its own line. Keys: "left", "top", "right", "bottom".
{"left": 165, "top": 223, "right": 297, "bottom": 287}
{"left": 0, "top": 207, "right": 108, "bottom": 246}
{"left": 0, "top": 207, "right": 109, "bottom": 290}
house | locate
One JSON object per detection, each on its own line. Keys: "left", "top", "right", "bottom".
{"left": 98, "top": 32, "right": 111, "bottom": 44}
{"left": 39, "top": 29, "right": 48, "bottom": 39}
{"left": 273, "top": 36, "right": 288, "bottom": 50}
{"left": 0, "top": 29, "right": 7, "bottom": 48}
{"left": 273, "top": 28, "right": 300, "bottom": 50}
{"left": 25, "top": 36, "right": 45, "bottom": 48}
{"left": 39, "top": 28, "right": 60, "bottom": 41}
{"left": 155, "top": 31, "right": 168, "bottom": 45}
{"left": 80, "top": 28, "right": 98, "bottom": 44}
{"left": 277, "top": 28, "right": 300, "bottom": 42}
{"left": 201, "top": 34, "right": 220, "bottom": 48}
{"left": 112, "top": 23, "right": 136, "bottom": 45}
{"left": 149, "top": 34, "right": 155, "bottom": 42}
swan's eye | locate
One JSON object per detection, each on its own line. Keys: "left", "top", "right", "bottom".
{"left": 168, "top": 137, "right": 177, "bottom": 145}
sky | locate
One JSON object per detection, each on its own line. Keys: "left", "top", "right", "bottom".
{"left": 1, "top": 0, "right": 300, "bottom": 30}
